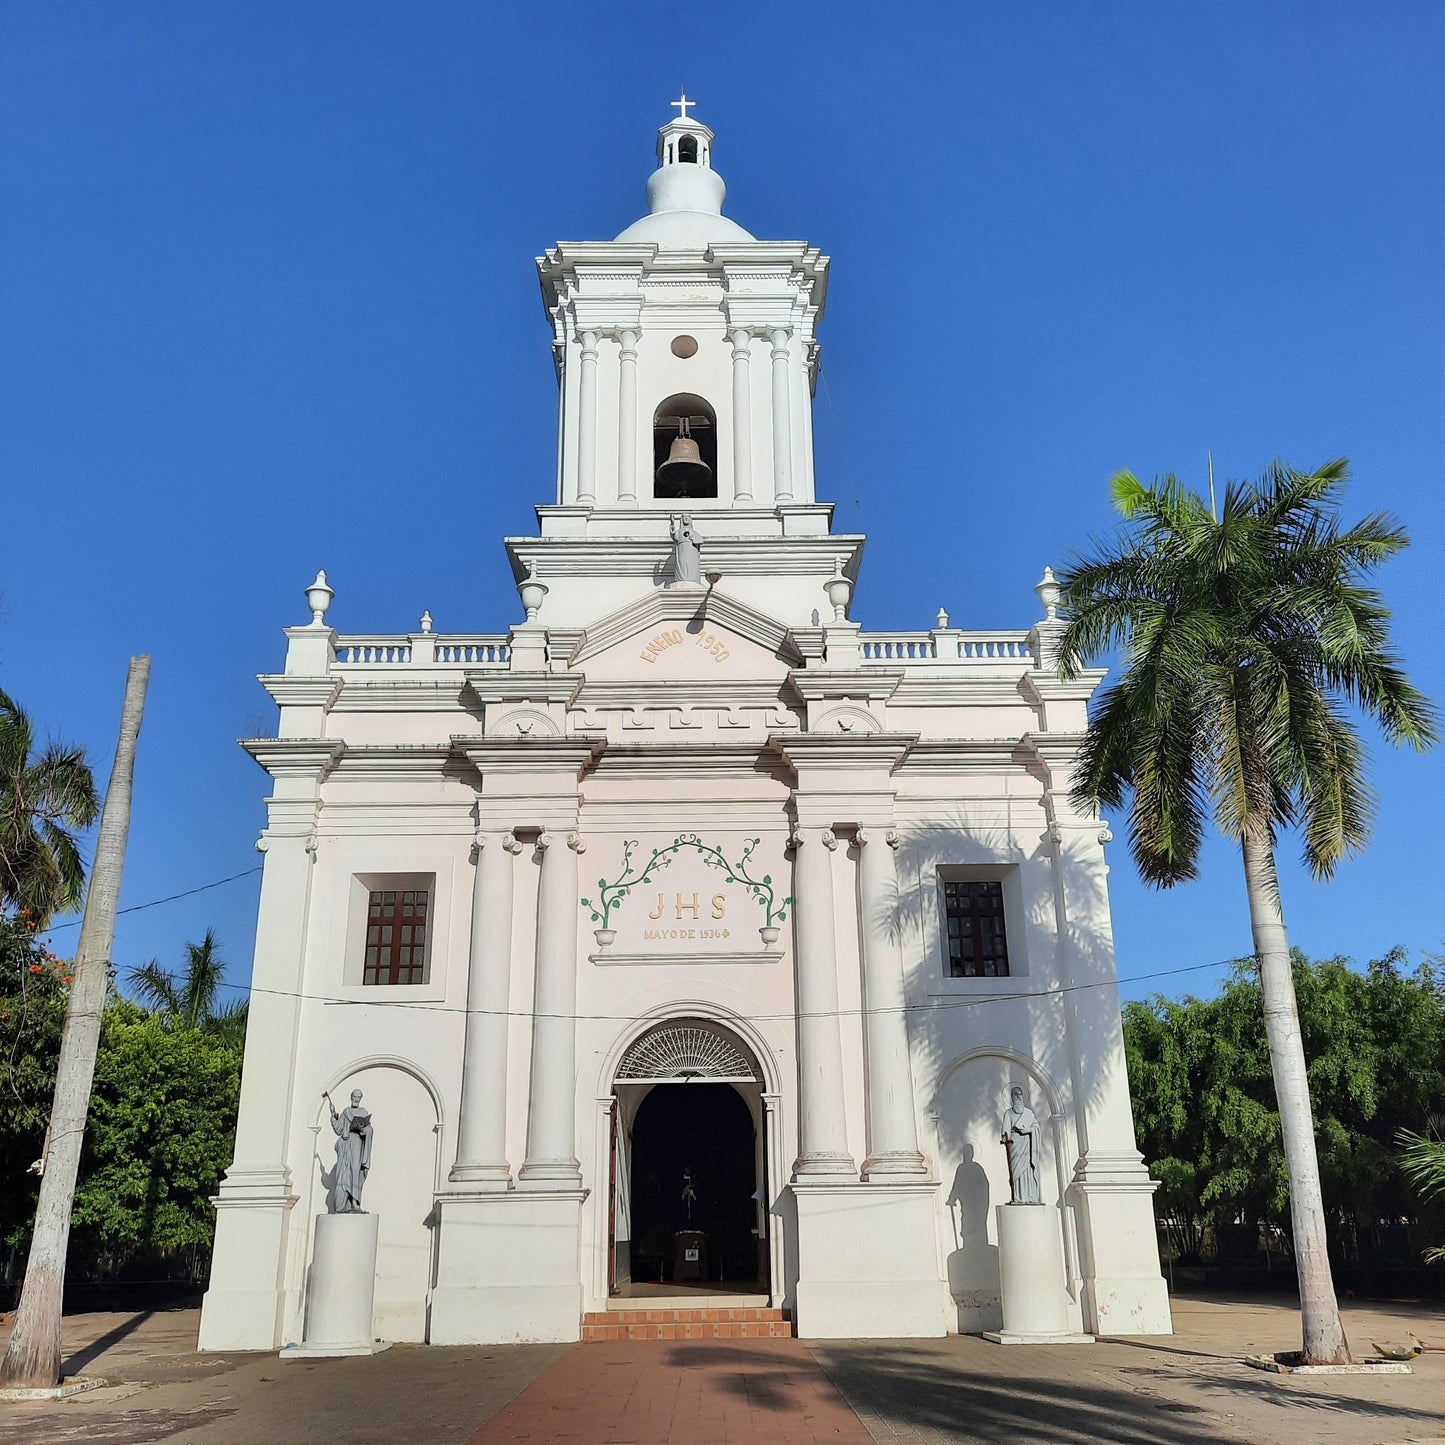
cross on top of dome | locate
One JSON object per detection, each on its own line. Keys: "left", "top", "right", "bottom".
{"left": 670, "top": 91, "right": 696, "bottom": 121}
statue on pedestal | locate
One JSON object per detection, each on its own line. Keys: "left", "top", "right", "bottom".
{"left": 670, "top": 515, "right": 702, "bottom": 584}
{"left": 680, "top": 1166, "right": 698, "bottom": 1225}
{"left": 1000, "top": 1084, "right": 1042, "bottom": 1205}
{"left": 326, "top": 1089, "right": 374, "bottom": 1214}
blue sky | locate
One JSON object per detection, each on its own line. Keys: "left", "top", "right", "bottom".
{"left": 4, "top": 3, "right": 1442, "bottom": 1005}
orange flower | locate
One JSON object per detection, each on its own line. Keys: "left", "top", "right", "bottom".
{"left": 28, "top": 964, "right": 43, "bottom": 975}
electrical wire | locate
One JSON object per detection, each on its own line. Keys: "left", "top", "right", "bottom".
{"left": 206, "top": 953, "right": 1245, "bottom": 1024}
{"left": 42, "top": 867, "right": 263, "bottom": 932}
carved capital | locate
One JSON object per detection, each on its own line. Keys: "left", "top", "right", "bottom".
{"left": 885, "top": 829, "right": 901, "bottom": 850}
{"left": 1046, "top": 821, "right": 1064, "bottom": 847}
{"left": 1097, "top": 823, "right": 1114, "bottom": 845}
{"left": 503, "top": 831, "right": 524, "bottom": 854}
{"left": 255, "top": 831, "right": 269, "bottom": 854}
{"left": 567, "top": 832, "right": 586, "bottom": 854}
{"left": 821, "top": 829, "right": 839, "bottom": 851}
{"left": 536, "top": 831, "right": 553, "bottom": 851}
{"left": 304, "top": 832, "right": 319, "bottom": 860}
{"left": 855, "top": 826, "right": 872, "bottom": 847}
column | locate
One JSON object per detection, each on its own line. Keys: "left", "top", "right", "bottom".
{"left": 518, "top": 831, "right": 584, "bottom": 1184}
{"left": 790, "top": 827, "right": 854, "bottom": 1176}
{"left": 616, "top": 328, "right": 639, "bottom": 506}
{"left": 770, "top": 326, "right": 794, "bottom": 503}
{"left": 576, "top": 330, "right": 599, "bottom": 504}
{"left": 856, "top": 829, "right": 927, "bottom": 1176}
{"left": 450, "top": 830, "right": 522, "bottom": 1185}
{"left": 728, "top": 326, "right": 754, "bottom": 504}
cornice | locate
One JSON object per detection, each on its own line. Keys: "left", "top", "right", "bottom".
{"left": 503, "top": 535, "right": 864, "bottom": 580}
{"left": 450, "top": 734, "right": 605, "bottom": 779}
{"left": 788, "top": 669, "right": 903, "bottom": 703}
{"left": 329, "top": 677, "right": 472, "bottom": 713}
{"left": 768, "top": 732, "right": 917, "bottom": 776}
{"left": 894, "top": 738, "right": 1033, "bottom": 774}
{"left": 257, "top": 675, "right": 343, "bottom": 710}
{"left": 463, "top": 672, "right": 585, "bottom": 707}
{"left": 1020, "top": 670, "right": 1106, "bottom": 708}
{"left": 574, "top": 680, "right": 795, "bottom": 709}
{"left": 328, "top": 744, "right": 454, "bottom": 778}
{"left": 241, "top": 738, "right": 346, "bottom": 780}
{"left": 890, "top": 676, "right": 1035, "bottom": 707}
{"left": 589, "top": 742, "right": 795, "bottom": 780}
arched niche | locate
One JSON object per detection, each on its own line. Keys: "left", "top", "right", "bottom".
{"left": 653, "top": 394, "right": 718, "bottom": 500}
{"left": 308, "top": 1057, "right": 443, "bottom": 1343}
{"left": 929, "top": 1049, "right": 1071, "bottom": 1335}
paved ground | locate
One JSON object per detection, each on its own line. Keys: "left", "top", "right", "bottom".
{"left": 0, "top": 1294, "right": 1440, "bottom": 1444}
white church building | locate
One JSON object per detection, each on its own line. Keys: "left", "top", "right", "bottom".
{"left": 198, "top": 101, "right": 1171, "bottom": 1350}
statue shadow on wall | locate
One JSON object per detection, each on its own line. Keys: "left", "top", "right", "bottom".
{"left": 944, "top": 1144, "right": 1000, "bottom": 1317}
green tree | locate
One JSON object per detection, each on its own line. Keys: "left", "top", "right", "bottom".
{"left": 0, "top": 690, "right": 98, "bottom": 926}
{"left": 126, "top": 930, "right": 247, "bottom": 1049}
{"left": 1059, "top": 460, "right": 1437, "bottom": 1363}
{"left": 0, "top": 914, "right": 69, "bottom": 1257}
{"left": 71, "top": 999, "right": 242, "bottom": 1274}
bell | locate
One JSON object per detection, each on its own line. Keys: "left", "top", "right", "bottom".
{"left": 656, "top": 418, "right": 712, "bottom": 496}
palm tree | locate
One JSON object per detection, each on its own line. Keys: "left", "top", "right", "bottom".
{"left": 127, "top": 930, "right": 248, "bottom": 1047}
{"left": 1056, "top": 459, "right": 1437, "bottom": 1365}
{"left": 0, "top": 689, "right": 98, "bottom": 926}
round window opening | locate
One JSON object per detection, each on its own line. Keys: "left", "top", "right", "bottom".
{"left": 671, "top": 335, "right": 699, "bottom": 359}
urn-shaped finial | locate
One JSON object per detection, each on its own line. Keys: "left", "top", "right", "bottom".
{"left": 1035, "top": 566, "right": 1061, "bottom": 622}
{"left": 305, "top": 570, "right": 334, "bottom": 627}
{"left": 935, "top": 606, "right": 950, "bottom": 629}
{"left": 518, "top": 562, "right": 549, "bottom": 622}
{"left": 823, "top": 558, "right": 853, "bottom": 623}
{"left": 420, "top": 610, "right": 433, "bottom": 634}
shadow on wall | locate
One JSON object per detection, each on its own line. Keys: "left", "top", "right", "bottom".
{"left": 881, "top": 800, "right": 1134, "bottom": 1332}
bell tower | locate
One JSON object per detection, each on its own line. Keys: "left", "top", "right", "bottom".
{"left": 536, "top": 97, "right": 830, "bottom": 515}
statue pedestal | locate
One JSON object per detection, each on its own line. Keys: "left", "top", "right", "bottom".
{"left": 279, "top": 1213, "right": 393, "bottom": 1359}
{"left": 984, "top": 1204, "right": 1093, "bottom": 1346}
{"left": 674, "top": 1230, "right": 707, "bottom": 1282}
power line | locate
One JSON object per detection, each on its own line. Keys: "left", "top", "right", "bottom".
{"left": 209, "top": 953, "right": 1244, "bottom": 1025}
{"left": 44, "top": 867, "right": 263, "bottom": 932}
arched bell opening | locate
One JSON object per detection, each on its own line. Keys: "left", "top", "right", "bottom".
{"left": 677, "top": 134, "right": 699, "bottom": 164}
{"left": 653, "top": 394, "right": 718, "bottom": 500}
{"left": 607, "top": 1018, "right": 768, "bottom": 1297}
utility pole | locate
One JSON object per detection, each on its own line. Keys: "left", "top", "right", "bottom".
{"left": 1, "top": 656, "right": 149, "bottom": 1389}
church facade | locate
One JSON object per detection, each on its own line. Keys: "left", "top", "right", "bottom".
{"left": 198, "top": 103, "right": 1171, "bottom": 1349}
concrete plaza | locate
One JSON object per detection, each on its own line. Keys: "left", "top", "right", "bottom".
{"left": 2, "top": 1294, "right": 1441, "bottom": 1444}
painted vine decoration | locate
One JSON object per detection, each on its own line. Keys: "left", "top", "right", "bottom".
{"left": 580, "top": 839, "right": 675, "bottom": 929}
{"left": 580, "top": 835, "right": 793, "bottom": 929}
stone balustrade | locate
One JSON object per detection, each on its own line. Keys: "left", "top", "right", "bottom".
{"left": 335, "top": 636, "right": 511, "bottom": 668}
{"left": 858, "top": 631, "right": 1033, "bottom": 663}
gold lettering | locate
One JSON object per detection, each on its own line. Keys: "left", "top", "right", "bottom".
{"left": 648, "top": 893, "right": 665, "bottom": 919}
{"left": 711, "top": 893, "right": 727, "bottom": 919}
{"left": 675, "top": 892, "right": 699, "bottom": 919}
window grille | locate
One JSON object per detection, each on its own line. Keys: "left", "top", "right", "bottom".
{"left": 364, "top": 888, "right": 429, "bottom": 985}
{"left": 942, "top": 878, "right": 1009, "bottom": 978}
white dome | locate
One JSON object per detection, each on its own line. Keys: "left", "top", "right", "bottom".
{"left": 614, "top": 209, "right": 756, "bottom": 246}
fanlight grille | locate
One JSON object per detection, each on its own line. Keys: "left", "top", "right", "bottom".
{"left": 616, "top": 1022, "right": 758, "bottom": 1082}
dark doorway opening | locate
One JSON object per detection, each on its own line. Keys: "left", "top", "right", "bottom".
{"left": 627, "top": 1084, "right": 761, "bottom": 1287}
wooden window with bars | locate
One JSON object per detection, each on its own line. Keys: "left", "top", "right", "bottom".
{"left": 363, "top": 888, "right": 430, "bottom": 985}
{"left": 942, "top": 878, "right": 1009, "bottom": 978}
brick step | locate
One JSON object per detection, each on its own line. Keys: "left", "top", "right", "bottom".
{"left": 582, "top": 1307, "right": 794, "bottom": 1342}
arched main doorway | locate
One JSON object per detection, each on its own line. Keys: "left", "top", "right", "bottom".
{"left": 609, "top": 1019, "right": 767, "bottom": 1296}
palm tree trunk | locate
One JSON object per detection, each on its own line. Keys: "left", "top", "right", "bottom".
{"left": 1241, "top": 830, "right": 1351, "bottom": 1364}
{"left": 0, "top": 657, "right": 149, "bottom": 1389}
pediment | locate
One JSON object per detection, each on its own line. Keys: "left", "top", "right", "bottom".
{"left": 567, "top": 586, "right": 803, "bottom": 682}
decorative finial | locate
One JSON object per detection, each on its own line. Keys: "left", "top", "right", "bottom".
{"left": 935, "top": 606, "right": 950, "bottom": 629}
{"left": 823, "top": 562, "right": 853, "bottom": 623}
{"left": 420, "top": 611, "right": 433, "bottom": 634}
{"left": 1035, "top": 566, "right": 1061, "bottom": 622}
{"left": 305, "top": 570, "right": 334, "bottom": 627}
{"left": 671, "top": 92, "right": 696, "bottom": 121}
{"left": 518, "top": 564, "right": 549, "bottom": 622}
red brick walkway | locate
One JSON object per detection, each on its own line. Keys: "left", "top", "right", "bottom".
{"left": 466, "top": 1338, "right": 873, "bottom": 1444}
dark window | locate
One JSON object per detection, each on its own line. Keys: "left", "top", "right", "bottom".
{"left": 364, "top": 888, "right": 429, "bottom": 985}
{"left": 678, "top": 134, "right": 699, "bottom": 163}
{"left": 942, "top": 879, "right": 1008, "bottom": 977}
